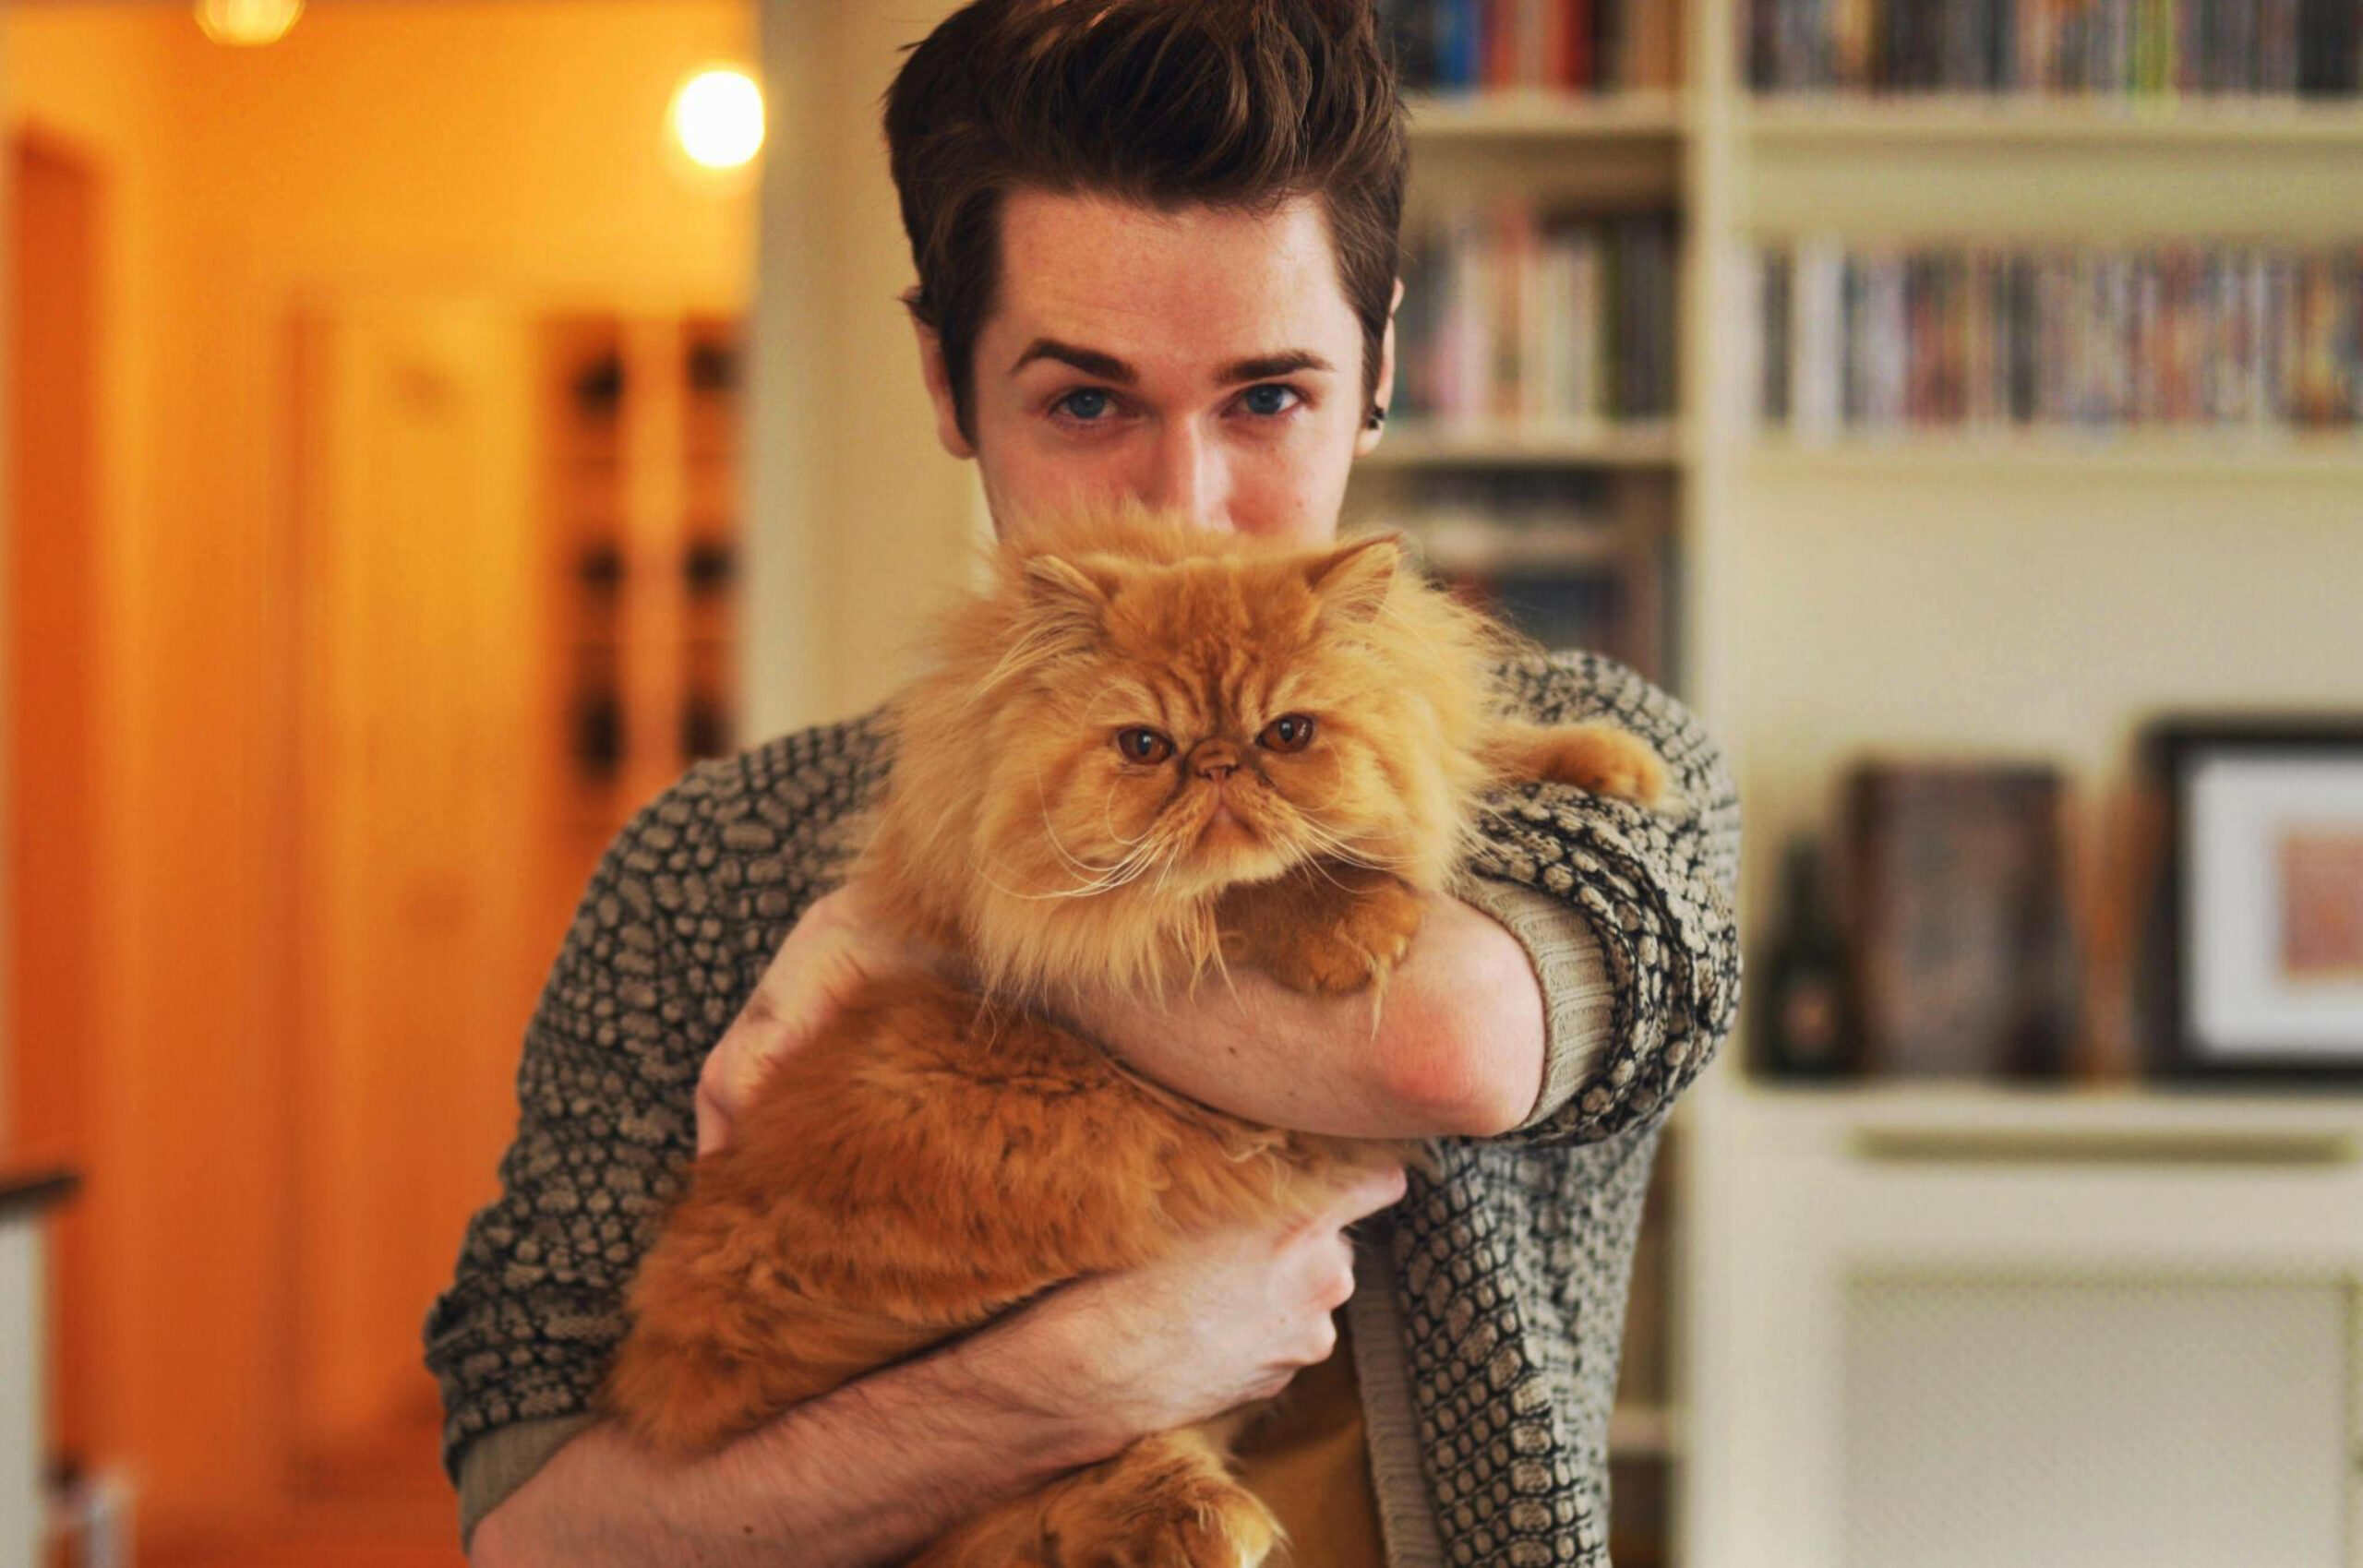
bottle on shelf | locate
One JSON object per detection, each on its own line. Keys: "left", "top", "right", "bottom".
{"left": 1756, "top": 833, "right": 1853, "bottom": 1080}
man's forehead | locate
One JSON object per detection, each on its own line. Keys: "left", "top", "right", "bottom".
{"left": 988, "top": 188, "right": 1353, "bottom": 375}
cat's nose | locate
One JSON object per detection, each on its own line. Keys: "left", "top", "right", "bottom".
{"left": 1192, "top": 741, "right": 1239, "bottom": 781}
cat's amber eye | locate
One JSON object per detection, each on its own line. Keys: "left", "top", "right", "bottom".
{"left": 1115, "top": 727, "right": 1174, "bottom": 765}
{"left": 1257, "top": 714, "right": 1316, "bottom": 753}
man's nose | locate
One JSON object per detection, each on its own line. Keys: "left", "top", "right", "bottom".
{"left": 1134, "top": 421, "right": 1229, "bottom": 531}
{"left": 1191, "top": 740, "right": 1239, "bottom": 781}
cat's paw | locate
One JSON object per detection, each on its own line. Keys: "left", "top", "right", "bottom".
{"left": 1259, "top": 875, "right": 1424, "bottom": 995}
{"left": 1538, "top": 725, "right": 1671, "bottom": 808}
{"left": 1049, "top": 1472, "right": 1282, "bottom": 1568}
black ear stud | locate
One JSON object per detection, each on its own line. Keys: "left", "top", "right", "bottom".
{"left": 1365, "top": 403, "right": 1388, "bottom": 430}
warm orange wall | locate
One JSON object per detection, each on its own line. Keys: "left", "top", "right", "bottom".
{"left": 2, "top": 6, "right": 182, "bottom": 1511}
{"left": 4, "top": 0, "right": 752, "bottom": 1539}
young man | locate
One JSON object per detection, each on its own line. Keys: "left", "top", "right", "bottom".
{"left": 428, "top": 3, "right": 1740, "bottom": 1564}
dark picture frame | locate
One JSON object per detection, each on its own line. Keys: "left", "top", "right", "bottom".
{"left": 2142, "top": 716, "right": 2363, "bottom": 1083}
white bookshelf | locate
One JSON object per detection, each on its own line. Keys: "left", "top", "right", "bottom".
{"left": 1389, "top": 6, "right": 2363, "bottom": 1558}
{"left": 1388, "top": 66, "right": 1709, "bottom": 1561}
{"left": 1360, "top": 416, "right": 1682, "bottom": 469}
{"left": 1743, "top": 95, "right": 2363, "bottom": 146}
{"left": 1746, "top": 431, "right": 2363, "bottom": 476}
{"left": 1409, "top": 87, "right": 1688, "bottom": 140}
{"left": 1679, "top": 2, "right": 2363, "bottom": 1563}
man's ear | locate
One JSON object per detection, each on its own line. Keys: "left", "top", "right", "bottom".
{"left": 1354, "top": 274, "right": 1405, "bottom": 461}
{"left": 907, "top": 296, "right": 978, "bottom": 461}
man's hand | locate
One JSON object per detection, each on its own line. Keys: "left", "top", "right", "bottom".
{"left": 961, "top": 1161, "right": 1410, "bottom": 1449}
{"left": 695, "top": 881, "right": 959, "bottom": 1155}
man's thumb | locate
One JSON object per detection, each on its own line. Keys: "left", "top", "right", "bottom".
{"left": 694, "top": 1082, "right": 731, "bottom": 1158}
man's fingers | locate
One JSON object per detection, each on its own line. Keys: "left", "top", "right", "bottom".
{"left": 695, "top": 988, "right": 794, "bottom": 1157}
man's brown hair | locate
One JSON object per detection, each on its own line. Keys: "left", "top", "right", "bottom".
{"left": 883, "top": 0, "right": 1409, "bottom": 446}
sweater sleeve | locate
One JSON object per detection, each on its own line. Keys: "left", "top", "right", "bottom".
{"left": 1457, "top": 650, "right": 1744, "bottom": 1147}
{"left": 454, "top": 1414, "right": 594, "bottom": 1551}
{"left": 418, "top": 778, "right": 714, "bottom": 1539}
{"left": 1452, "top": 877, "right": 1617, "bottom": 1132}
{"left": 420, "top": 718, "right": 890, "bottom": 1547}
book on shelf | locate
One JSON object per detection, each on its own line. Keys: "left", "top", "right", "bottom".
{"left": 1380, "top": 0, "right": 1681, "bottom": 94}
{"left": 1756, "top": 239, "right": 2363, "bottom": 435}
{"left": 1397, "top": 202, "right": 1679, "bottom": 431}
{"left": 1746, "top": 0, "right": 2363, "bottom": 98}
{"left": 1355, "top": 469, "right": 1675, "bottom": 680}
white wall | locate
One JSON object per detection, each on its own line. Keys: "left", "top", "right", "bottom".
{"left": 748, "top": 0, "right": 984, "bottom": 739}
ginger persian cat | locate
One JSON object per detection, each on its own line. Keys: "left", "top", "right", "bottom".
{"left": 600, "top": 499, "right": 1667, "bottom": 1566}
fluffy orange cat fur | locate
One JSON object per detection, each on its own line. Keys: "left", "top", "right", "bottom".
{"left": 598, "top": 498, "right": 1670, "bottom": 1566}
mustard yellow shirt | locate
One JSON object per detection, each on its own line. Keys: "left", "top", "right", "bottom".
{"left": 1229, "top": 1309, "right": 1386, "bottom": 1568}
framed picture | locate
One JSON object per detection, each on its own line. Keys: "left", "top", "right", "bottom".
{"left": 2145, "top": 718, "right": 2363, "bottom": 1082}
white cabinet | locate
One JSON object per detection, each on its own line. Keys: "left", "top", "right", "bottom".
{"left": 1683, "top": 1085, "right": 2363, "bottom": 1568}
{"left": 1, "top": 1171, "right": 75, "bottom": 1568}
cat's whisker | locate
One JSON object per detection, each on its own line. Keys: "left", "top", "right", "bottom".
{"left": 1098, "top": 785, "right": 1155, "bottom": 849}
{"left": 972, "top": 856, "right": 1145, "bottom": 903}
{"left": 1295, "top": 856, "right": 1358, "bottom": 895}
{"left": 1149, "top": 820, "right": 1192, "bottom": 897}
{"left": 1202, "top": 934, "right": 1245, "bottom": 1011}
{"left": 1296, "top": 822, "right": 1414, "bottom": 867}
{"left": 1033, "top": 765, "right": 1140, "bottom": 880}
{"left": 974, "top": 991, "right": 1011, "bottom": 1059}
{"left": 1021, "top": 810, "right": 1175, "bottom": 902}
{"left": 1281, "top": 812, "right": 1417, "bottom": 874}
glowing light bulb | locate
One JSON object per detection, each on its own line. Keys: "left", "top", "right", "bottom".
{"left": 194, "top": 0, "right": 304, "bottom": 47}
{"left": 670, "top": 67, "right": 765, "bottom": 171}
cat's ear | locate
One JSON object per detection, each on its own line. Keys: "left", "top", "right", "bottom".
{"left": 1304, "top": 532, "right": 1400, "bottom": 625}
{"left": 1023, "top": 553, "right": 1116, "bottom": 612}
{"left": 1019, "top": 553, "right": 1120, "bottom": 646}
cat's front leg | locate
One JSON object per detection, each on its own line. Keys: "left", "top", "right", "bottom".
{"left": 1215, "top": 860, "right": 1425, "bottom": 996}
{"left": 910, "top": 1418, "right": 1281, "bottom": 1568}
{"left": 1481, "top": 716, "right": 1672, "bottom": 806}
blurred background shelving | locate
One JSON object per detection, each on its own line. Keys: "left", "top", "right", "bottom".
{"left": 1349, "top": 2, "right": 2363, "bottom": 1564}
{"left": 1358, "top": 8, "right": 1707, "bottom": 1557}
{"left": 536, "top": 313, "right": 747, "bottom": 939}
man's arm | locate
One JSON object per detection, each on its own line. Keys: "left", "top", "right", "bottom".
{"left": 1060, "top": 887, "right": 1586, "bottom": 1140}
{"left": 468, "top": 1333, "right": 1101, "bottom": 1568}
{"left": 1062, "top": 650, "right": 1733, "bottom": 1151}
{"left": 1461, "top": 650, "right": 1745, "bottom": 1146}
{"left": 466, "top": 1155, "right": 1409, "bottom": 1565}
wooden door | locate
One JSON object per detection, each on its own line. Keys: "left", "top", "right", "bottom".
{"left": 7, "top": 128, "right": 102, "bottom": 1469}
{"left": 285, "top": 297, "right": 542, "bottom": 1477}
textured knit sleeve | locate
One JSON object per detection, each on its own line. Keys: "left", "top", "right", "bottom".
{"left": 421, "top": 716, "right": 891, "bottom": 1549}
{"left": 1450, "top": 877, "right": 1616, "bottom": 1132}
{"left": 1457, "top": 650, "right": 1743, "bottom": 1147}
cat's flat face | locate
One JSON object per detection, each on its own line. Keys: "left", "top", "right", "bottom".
{"left": 977, "top": 535, "right": 1421, "bottom": 904}
{"left": 866, "top": 504, "right": 1504, "bottom": 995}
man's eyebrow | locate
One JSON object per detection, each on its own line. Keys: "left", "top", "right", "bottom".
{"left": 1009, "top": 339, "right": 1337, "bottom": 386}
{"left": 1011, "top": 339, "right": 1136, "bottom": 384}
{"left": 1215, "top": 350, "right": 1335, "bottom": 383}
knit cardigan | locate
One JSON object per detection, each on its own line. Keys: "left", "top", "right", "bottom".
{"left": 424, "top": 649, "right": 1742, "bottom": 1564}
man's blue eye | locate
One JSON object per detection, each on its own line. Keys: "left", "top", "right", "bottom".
{"left": 1058, "top": 389, "right": 1111, "bottom": 421}
{"left": 1242, "top": 385, "right": 1297, "bottom": 416}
